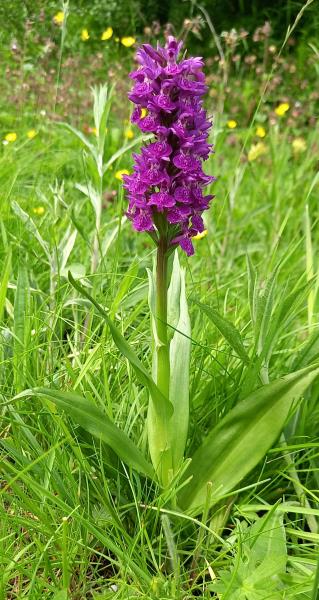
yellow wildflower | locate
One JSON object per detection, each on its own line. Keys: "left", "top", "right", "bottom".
{"left": 292, "top": 137, "right": 306, "bottom": 155}
{"left": 275, "top": 102, "right": 289, "bottom": 116}
{"left": 33, "top": 207, "right": 45, "bottom": 216}
{"left": 125, "top": 128, "right": 134, "bottom": 140}
{"left": 121, "top": 36, "right": 136, "bottom": 48}
{"left": 193, "top": 229, "right": 208, "bottom": 241}
{"left": 256, "top": 126, "right": 266, "bottom": 138}
{"left": 5, "top": 132, "right": 17, "bottom": 143}
{"left": 141, "top": 108, "right": 148, "bottom": 118}
{"left": 81, "top": 29, "right": 90, "bottom": 41}
{"left": 27, "top": 129, "right": 37, "bottom": 139}
{"left": 115, "top": 169, "right": 130, "bottom": 181}
{"left": 227, "top": 120, "right": 237, "bottom": 129}
{"left": 101, "top": 27, "right": 113, "bottom": 41}
{"left": 248, "top": 142, "right": 267, "bottom": 162}
{"left": 53, "top": 11, "right": 64, "bottom": 25}
{"left": 91, "top": 127, "right": 97, "bottom": 136}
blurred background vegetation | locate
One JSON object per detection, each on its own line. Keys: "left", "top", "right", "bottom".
{"left": 1, "top": 0, "right": 319, "bottom": 47}
{"left": 0, "top": 0, "right": 318, "bottom": 128}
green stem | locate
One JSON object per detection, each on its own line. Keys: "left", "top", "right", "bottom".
{"left": 147, "top": 236, "right": 172, "bottom": 487}
{"left": 156, "top": 238, "right": 170, "bottom": 400}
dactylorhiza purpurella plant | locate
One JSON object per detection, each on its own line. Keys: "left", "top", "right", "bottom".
{"left": 36, "top": 34, "right": 319, "bottom": 520}
{"left": 123, "top": 36, "right": 215, "bottom": 486}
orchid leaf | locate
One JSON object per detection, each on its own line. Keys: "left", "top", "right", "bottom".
{"left": 179, "top": 364, "right": 319, "bottom": 514}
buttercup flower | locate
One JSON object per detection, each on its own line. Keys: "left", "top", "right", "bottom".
{"left": 256, "top": 126, "right": 266, "bottom": 138}
{"left": 125, "top": 128, "right": 134, "bottom": 140}
{"left": 33, "top": 206, "right": 45, "bottom": 215}
{"left": 227, "top": 120, "right": 237, "bottom": 129}
{"left": 81, "top": 29, "right": 90, "bottom": 41}
{"left": 101, "top": 27, "right": 113, "bottom": 41}
{"left": 248, "top": 142, "right": 267, "bottom": 162}
{"left": 27, "top": 129, "right": 37, "bottom": 139}
{"left": 193, "top": 229, "right": 208, "bottom": 240}
{"left": 275, "top": 102, "right": 289, "bottom": 116}
{"left": 53, "top": 11, "right": 64, "bottom": 25}
{"left": 116, "top": 169, "right": 130, "bottom": 181}
{"left": 5, "top": 132, "right": 17, "bottom": 143}
{"left": 123, "top": 36, "right": 215, "bottom": 255}
{"left": 292, "top": 137, "right": 306, "bottom": 155}
{"left": 121, "top": 37, "right": 136, "bottom": 48}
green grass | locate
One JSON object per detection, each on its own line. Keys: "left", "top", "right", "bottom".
{"left": 1, "top": 10, "right": 319, "bottom": 600}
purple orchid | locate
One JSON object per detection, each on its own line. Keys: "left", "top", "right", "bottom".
{"left": 123, "top": 36, "right": 215, "bottom": 256}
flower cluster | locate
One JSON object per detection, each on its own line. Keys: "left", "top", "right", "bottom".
{"left": 123, "top": 36, "right": 215, "bottom": 255}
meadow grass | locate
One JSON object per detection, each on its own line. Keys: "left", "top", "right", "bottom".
{"left": 0, "top": 10, "right": 319, "bottom": 600}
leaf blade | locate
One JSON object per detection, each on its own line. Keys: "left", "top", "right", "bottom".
{"left": 34, "top": 388, "right": 154, "bottom": 478}
{"left": 179, "top": 365, "right": 319, "bottom": 513}
{"left": 195, "top": 301, "right": 249, "bottom": 364}
{"left": 68, "top": 272, "right": 173, "bottom": 417}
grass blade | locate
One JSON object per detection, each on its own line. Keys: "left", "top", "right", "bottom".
{"left": 195, "top": 301, "right": 249, "bottom": 364}
{"left": 0, "top": 247, "right": 11, "bottom": 322}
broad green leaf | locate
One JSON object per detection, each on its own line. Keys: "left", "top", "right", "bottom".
{"left": 68, "top": 273, "right": 173, "bottom": 418}
{"left": 169, "top": 264, "right": 191, "bottom": 471}
{"left": 34, "top": 388, "right": 154, "bottom": 478}
{"left": 146, "top": 266, "right": 172, "bottom": 479}
{"left": 147, "top": 253, "right": 190, "bottom": 478}
{"left": 0, "top": 247, "right": 11, "bottom": 322}
{"left": 11, "top": 201, "right": 51, "bottom": 260}
{"left": 212, "top": 511, "right": 287, "bottom": 599}
{"left": 179, "top": 364, "right": 319, "bottom": 514}
{"left": 246, "top": 511, "right": 287, "bottom": 583}
{"left": 195, "top": 301, "right": 249, "bottom": 364}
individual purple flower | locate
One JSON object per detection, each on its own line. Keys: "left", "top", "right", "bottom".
{"left": 123, "top": 36, "right": 215, "bottom": 256}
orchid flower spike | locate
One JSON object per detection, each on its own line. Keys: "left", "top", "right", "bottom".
{"left": 123, "top": 36, "right": 215, "bottom": 256}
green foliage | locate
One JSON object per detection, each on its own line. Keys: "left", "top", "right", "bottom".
{"left": 31, "top": 387, "right": 154, "bottom": 477}
{"left": 0, "top": 4, "right": 319, "bottom": 596}
{"left": 179, "top": 365, "right": 319, "bottom": 513}
{"left": 211, "top": 510, "right": 288, "bottom": 598}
